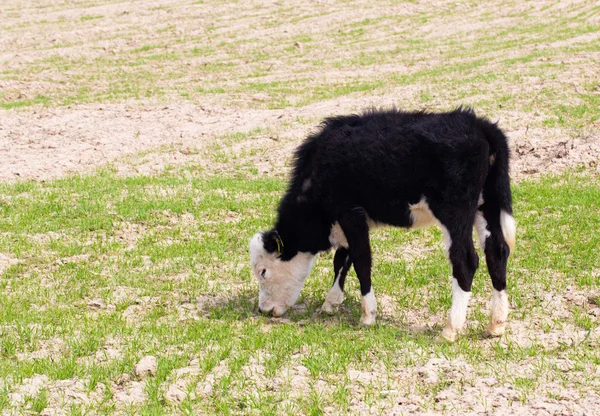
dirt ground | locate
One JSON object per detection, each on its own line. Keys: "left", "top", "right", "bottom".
{"left": 1, "top": 0, "right": 599, "bottom": 182}
{"left": 2, "top": 92, "right": 600, "bottom": 416}
{"left": 1, "top": 98, "right": 599, "bottom": 182}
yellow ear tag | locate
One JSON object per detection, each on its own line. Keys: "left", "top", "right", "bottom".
{"left": 275, "top": 237, "right": 283, "bottom": 255}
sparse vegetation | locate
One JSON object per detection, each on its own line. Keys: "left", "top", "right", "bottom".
{"left": 0, "top": 168, "right": 599, "bottom": 413}
{"left": 0, "top": 0, "right": 599, "bottom": 414}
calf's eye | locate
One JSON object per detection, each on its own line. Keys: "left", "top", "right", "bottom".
{"left": 260, "top": 269, "right": 266, "bottom": 278}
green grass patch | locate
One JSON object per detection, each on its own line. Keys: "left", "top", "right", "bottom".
{"left": 2, "top": 0, "right": 599, "bottom": 118}
{"left": 0, "top": 167, "right": 599, "bottom": 413}
{"left": 80, "top": 15, "right": 103, "bottom": 21}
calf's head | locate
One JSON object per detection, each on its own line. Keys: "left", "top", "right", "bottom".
{"left": 249, "top": 230, "right": 315, "bottom": 317}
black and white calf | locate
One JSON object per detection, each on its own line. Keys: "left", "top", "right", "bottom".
{"left": 250, "top": 108, "right": 516, "bottom": 342}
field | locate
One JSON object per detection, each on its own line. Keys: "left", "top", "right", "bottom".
{"left": 1, "top": 0, "right": 600, "bottom": 414}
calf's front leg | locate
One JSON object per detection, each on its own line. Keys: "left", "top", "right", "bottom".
{"left": 322, "top": 247, "right": 352, "bottom": 314}
{"left": 338, "top": 210, "right": 377, "bottom": 326}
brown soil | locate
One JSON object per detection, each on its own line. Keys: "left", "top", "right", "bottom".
{"left": 1, "top": 99, "right": 598, "bottom": 183}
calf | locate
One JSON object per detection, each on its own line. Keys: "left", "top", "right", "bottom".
{"left": 249, "top": 107, "right": 516, "bottom": 342}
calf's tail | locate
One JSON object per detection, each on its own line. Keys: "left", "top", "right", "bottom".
{"left": 480, "top": 121, "right": 516, "bottom": 252}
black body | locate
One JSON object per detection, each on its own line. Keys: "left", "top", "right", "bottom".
{"left": 263, "top": 107, "right": 513, "bottom": 298}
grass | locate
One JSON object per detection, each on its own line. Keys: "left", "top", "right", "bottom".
{"left": 0, "top": 167, "right": 599, "bottom": 413}
{"left": 0, "top": 0, "right": 599, "bottom": 126}
{"left": 0, "top": 0, "right": 599, "bottom": 413}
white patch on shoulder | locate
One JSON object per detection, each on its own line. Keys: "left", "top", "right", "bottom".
{"left": 408, "top": 197, "right": 438, "bottom": 229}
{"left": 500, "top": 210, "right": 516, "bottom": 251}
{"left": 329, "top": 222, "right": 348, "bottom": 248}
{"left": 360, "top": 290, "right": 377, "bottom": 326}
{"left": 474, "top": 211, "right": 490, "bottom": 251}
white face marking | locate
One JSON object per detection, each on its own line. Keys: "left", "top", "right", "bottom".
{"left": 250, "top": 233, "right": 316, "bottom": 316}
{"left": 500, "top": 210, "right": 516, "bottom": 251}
{"left": 441, "top": 277, "right": 471, "bottom": 342}
{"left": 486, "top": 289, "right": 509, "bottom": 337}
{"left": 408, "top": 197, "right": 438, "bottom": 229}
{"left": 329, "top": 222, "right": 348, "bottom": 249}
{"left": 360, "top": 290, "right": 377, "bottom": 326}
{"left": 474, "top": 211, "right": 490, "bottom": 251}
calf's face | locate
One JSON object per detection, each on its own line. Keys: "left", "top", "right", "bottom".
{"left": 250, "top": 232, "right": 316, "bottom": 317}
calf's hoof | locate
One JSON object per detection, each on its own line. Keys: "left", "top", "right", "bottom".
{"left": 437, "top": 327, "right": 457, "bottom": 343}
{"left": 321, "top": 289, "right": 344, "bottom": 315}
{"left": 321, "top": 300, "right": 338, "bottom": 315}
{"left": 359, "top": 313, "right": 376, "bottom": 326}
{"left": 484, "top": 322, "right": 506, "bottom": 338}
{"left": 360, "top": 292, "right": 377, "bottom": 326}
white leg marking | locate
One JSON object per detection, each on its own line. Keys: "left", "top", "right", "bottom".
{"left": 474, "top": 211, "right": 490, "bottom": 251}
{"left": 500, "top": 210, "right": 516, "bottom": 251}
{"left": 485, "top": 289, "right": 509, "bottom": 337}
{"left": 360, "top": 290, "right": 377, "bottom": 326}
{"left": 441, "top": 278, "right": 471, "bottom": 342}
{"left": 322, "top": 270, "right": 345, "bottom": 314}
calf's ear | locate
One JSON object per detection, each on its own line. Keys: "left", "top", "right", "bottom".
{"left": 262, "top": 230, "right": 284, "bottom": 256}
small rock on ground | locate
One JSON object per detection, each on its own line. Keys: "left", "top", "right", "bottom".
{"left": 165, "top": 384, "right": 187, "bottom": 403}
{"left": 134, "top": 356, "right": 157, "bottom": 378}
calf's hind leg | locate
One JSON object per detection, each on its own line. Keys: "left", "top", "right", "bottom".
{"left": 477, "top": 208, "right": 512, "bottom": 337}
{"left": 439, "top": 225, "right": 479, "bottom": 342}
{"left": 322, "top": 247, "right": 352, "bottom": 314}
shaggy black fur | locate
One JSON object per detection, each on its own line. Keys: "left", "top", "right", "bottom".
{"left": 262, "top": 107, "right": 513, "bottom": 297}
